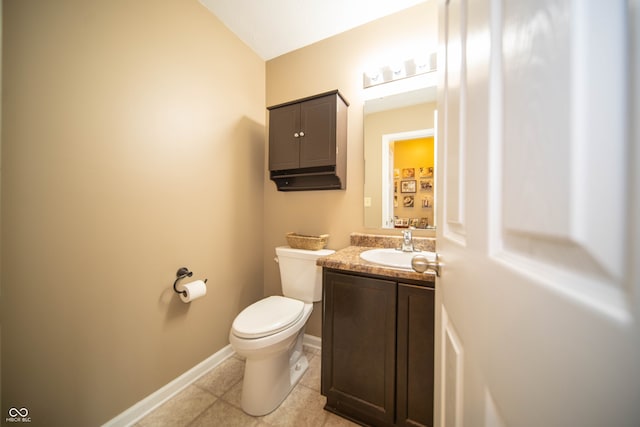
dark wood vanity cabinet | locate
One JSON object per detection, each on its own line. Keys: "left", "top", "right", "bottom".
{"left": 322, "top": 271, "right": 397, "bottom": 426}
{"left": 322, "top": 269, "right": 435, "bottom": 427}
{"left": 268, "top": 90, "right": 348, "bottom": 191}
{"left": 396, "top": 283, "right": 435, "bottom": 427}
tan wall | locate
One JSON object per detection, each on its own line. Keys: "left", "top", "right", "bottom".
{"left": 1, "top": 0, "right": 265, "bottom": 425}
{"left": 265, "top": 2, "right": 438, "bottom": 336}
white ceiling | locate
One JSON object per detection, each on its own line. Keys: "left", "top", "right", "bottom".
{"left": 199, "top": 0, "right": 428, "bottom": 60}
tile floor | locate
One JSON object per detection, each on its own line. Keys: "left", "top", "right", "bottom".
{"left": 134, "top": 345, "right": 359, "bottom": 427}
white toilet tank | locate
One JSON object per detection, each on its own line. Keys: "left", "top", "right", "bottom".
{"left": 275, "top": 246, "right": 335, "bottom": 303}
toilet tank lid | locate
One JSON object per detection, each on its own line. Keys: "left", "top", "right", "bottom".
{"left": 232, "top": 296, "right": 304, "bottom": 339}
{"left": 275, "top": 246, "right": 335, "bottom": 260}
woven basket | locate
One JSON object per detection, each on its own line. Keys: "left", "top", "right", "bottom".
{"left": 286, "top": 232, "right": 329, "bottom": 250}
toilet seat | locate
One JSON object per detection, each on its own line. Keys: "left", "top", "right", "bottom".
{"left": 232, "top": 296, "right": 304, "bottom": 339}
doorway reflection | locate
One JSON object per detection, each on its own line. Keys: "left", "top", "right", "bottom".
{"left": 392, "top": 136, "right": 435, "bottom": 229}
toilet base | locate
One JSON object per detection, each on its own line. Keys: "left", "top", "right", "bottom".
{"left": 240, "top": 330, "right": 308, "bottom": 416}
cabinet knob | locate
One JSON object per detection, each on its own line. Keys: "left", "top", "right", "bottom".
{"left": 299, "top": 131, "right": 305, "bottom": 137}
{"left": 294, "top": 132, "right": 299, "bottom": 138}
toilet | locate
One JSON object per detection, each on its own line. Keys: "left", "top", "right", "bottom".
{"left": 229, "top": 246, "right": 334, "bottom": 416}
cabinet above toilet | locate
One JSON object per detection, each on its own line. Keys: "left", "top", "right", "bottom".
{"left": 268, "top": 90, "right": 349, "bottom": 191}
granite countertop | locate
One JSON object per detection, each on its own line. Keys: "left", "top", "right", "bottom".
{"left": 316, "top": 233, "right": 436, "bottom": 284}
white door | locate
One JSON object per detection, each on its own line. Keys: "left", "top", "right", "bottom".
{"left": 435, "top": 1, "right": 640, "bottom": 426}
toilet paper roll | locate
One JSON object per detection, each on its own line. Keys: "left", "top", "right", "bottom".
{"left": 180, "top": 280, "right": 207, "bottom": 303}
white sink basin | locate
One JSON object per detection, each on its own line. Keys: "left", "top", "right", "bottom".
{"left": 360, "top": 248, "right": 436, "bottom": 270}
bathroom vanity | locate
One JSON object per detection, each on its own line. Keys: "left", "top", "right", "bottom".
{"left": 317, "top": 235, "right": 435, "bottom": 427}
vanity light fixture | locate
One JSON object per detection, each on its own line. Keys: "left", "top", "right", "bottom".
{"left": 415, "top": 54, "right": 430, "bottom": 73}
{"left": 391, "top": 62, "right": 406, "bottom": 79}
{"left": 363, "top": 52, "right": 436, "bottom": 89}
{"left": 365, "top": 69, "right": 382, "bottom": 85}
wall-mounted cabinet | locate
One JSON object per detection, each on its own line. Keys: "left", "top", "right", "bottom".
{"left": 268, "top": 90, "right": 348, "bottom": 191}
{"left": 321, "top": 269, "right": 434, "bottom": 427}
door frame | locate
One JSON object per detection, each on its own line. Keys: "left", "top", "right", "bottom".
{"left": 381, "top": 128, "right": 435, "bottom": 228}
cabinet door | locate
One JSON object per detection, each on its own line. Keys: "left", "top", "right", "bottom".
{"left": 322, "top": 270, "right": 396, "bottom": 426}
{"left": 268, "top": 103, "right": 300, "bottom": 170}
{"left": 397, "top": 283, "right": 435, "bottom": 427}
{"left": 299, "top": 95, "right": 336, "bottom": 168}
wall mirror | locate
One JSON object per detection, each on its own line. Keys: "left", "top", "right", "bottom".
{"left": 363, "top": 76, "right": 437, "bottom": 230}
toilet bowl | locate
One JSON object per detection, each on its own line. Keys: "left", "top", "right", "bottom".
{"left": 228, "top": 246, "right": 334, "bottom": 416}
{"left": 229, "top": 297, "right": 312, "bottom": 416}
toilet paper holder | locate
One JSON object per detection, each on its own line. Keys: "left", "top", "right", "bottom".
{"left": 173, "top": 267, "right": 208, "bottom": 297}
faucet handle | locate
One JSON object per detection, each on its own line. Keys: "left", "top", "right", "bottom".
{"left": 400, "top": 228, "right": 415, "bottom": 252}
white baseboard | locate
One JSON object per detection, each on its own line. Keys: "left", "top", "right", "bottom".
{"left": 102, "top": 344, "right": 235, "bottom": 427}
{"left": 102, "top": 334, "right": 321, "bottom": 427}
{"left": 303, "top": 333, "right": 321, "bottom": 351}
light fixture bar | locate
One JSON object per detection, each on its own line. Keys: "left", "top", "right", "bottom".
{"left": 363, "top": 52, "right": 436, "bottom": 89}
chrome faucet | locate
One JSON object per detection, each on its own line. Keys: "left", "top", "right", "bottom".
{"left": 400, "top": 229, "right": 415, "bottom": 252}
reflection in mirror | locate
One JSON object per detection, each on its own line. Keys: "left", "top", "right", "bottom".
{"left": 364, "top": 85, "right": 437, "bottom": 230}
